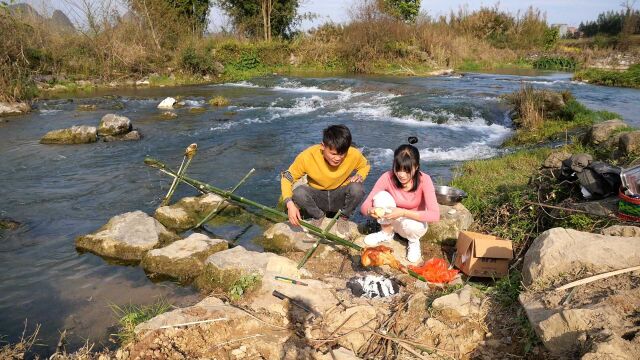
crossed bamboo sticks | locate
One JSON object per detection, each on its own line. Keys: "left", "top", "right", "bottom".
{"left": 145, "top": 144, "right": 428, "bottom": 283}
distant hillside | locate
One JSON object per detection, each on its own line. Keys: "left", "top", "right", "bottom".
{"left": 8, "top": 3, "right": 75, "bottom": 32}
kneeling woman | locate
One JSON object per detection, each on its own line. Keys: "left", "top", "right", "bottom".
{"left": 360, "top": 137, "right": 440, "bottom": 262}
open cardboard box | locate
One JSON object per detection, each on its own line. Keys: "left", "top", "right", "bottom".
{"left": 454, "top": 231, "right": 514, "bottom": 278}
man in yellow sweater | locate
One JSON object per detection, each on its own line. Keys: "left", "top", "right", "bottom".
{"left": 281, "top": 125, "right": 370, "bottom": 231}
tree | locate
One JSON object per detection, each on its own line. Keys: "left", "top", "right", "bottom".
{"left": 167, "top": 0, "right": 211, "bottom": 33}
{"left": 215, "top": 0, "right": 300, "bottom": 39}
{"left": 129, "top": 0, "right": 211, "bottom": 38}
{"left": 379, "top": 0, "right": 420, "bottom": 23}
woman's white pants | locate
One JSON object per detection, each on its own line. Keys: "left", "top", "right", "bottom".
{"left": 372, "top": 191, "right": 428, "bottom": 243}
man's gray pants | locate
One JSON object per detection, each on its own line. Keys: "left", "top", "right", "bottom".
{"left": 292, "top": 183, "right": 365, "bottom": 219}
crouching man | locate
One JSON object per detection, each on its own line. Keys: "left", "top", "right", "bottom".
{"left": 281, "top": 124, "right": 370, "bottom": 233}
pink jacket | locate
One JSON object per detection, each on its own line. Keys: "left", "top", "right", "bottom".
{"left": 360, "top": 171, "right": 440, "bottom": 223}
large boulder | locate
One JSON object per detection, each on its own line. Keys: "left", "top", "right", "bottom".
{"left": 140, "top": 233, "right": 228, "bottom": 281}
{"left": 195, "top": 246, "right": 301, "bottom": 292}
{"left": 520, "top": 227, "right": 640, "bottom": 357}
{"left": 0, "top": 102, "right": 30, "bottom": 116}
{"left": 40, "top": 125, "right": 97, "bottom": 144}
{"left": 154, "top": 193, "right": 240, "bottom": 232}
{"left": 130, "top": 296, "right": 289, "bottom": 359}
{"left": 420, "top": 203, "right": 473, "bottom": 243}
{"left": 521, "top": 227, "right": 640, "bottom": 286}
{"left": 262, "top": 218, "right": 360, "bottom": 252}
{"left": 76, "top": 211, "right": 179, "bottom": 261}
{"left": 619, "top": 130, "right": 640, "bottom": 156}
{"left": 97, "top": 113, "right": 132, "bottom": 136}
{"left": 587, "top": 119, "right": 628, "bottom": 145}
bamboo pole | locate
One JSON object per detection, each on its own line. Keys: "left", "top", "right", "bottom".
{"left": 145, "top": 157, "right": 430, "bottom": 284}
{"left": 555, "top": 265, "right": 640, "bottom": 291}
{"left": 161, "top": 144, "right": 197, "bottom": 206}
{"left": 298, "top": 210, "right": 342, "bottom": 269}
{"left": 193, "top": 168, "right": 256, "bottom": 229}
{"left": 144, "top": 157, "right": 362, "bottom": 251}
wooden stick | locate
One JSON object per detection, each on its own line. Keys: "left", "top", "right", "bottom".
{"left": 555, "top": 265, "right": 640, "bottom": 291}
{"left": 157, "top": 317, "right": 227, "bottom": 329}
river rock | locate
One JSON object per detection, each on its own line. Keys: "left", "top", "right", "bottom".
{"left": 521, "top": 227, "right": 640, "bottom": 286}
{"left": 431, "top": 285, "right": 486, "bottom": 318}
{"left": 40, "top": 125, "right": 98, "bottom": 144}
{"left": 76, "top": 210, "right": 179, "bottom": 261}
{"left": 97, "top": 113, "right": 132, "bottom": 136}
{"left": 77, "top": 104, "right": 97, "bottom": 111}
{"left": 0, "top": 102, "right": 30, "bottom": 116}
{"left": 102, "top": 130, "right": 142, "bottom": 142}
{"left": 160, "top": 111, "right": 177, "bottom": 119}
{"left": 0, "top": 217, "right": 21, "bottom": 230}
{"left": 619, "top": 130, "right": 640, "bottom": 155}
{"left": 262, "top": 217, "right": 360, "bottom": 252}
{"left": 154, "top": 193, "right": 240, "bottom": 232}
{"left": 542, "top": 150, "right": 572, "bottom": 169}
{"left": 421, "top": 203, "right": 473, "bottom": 243}
{"left": 140, "top": 233, "right": 228, "bottom": 281}
{"left": 587, "top": 119, "right": 628, "bottom": 145}
{"left": 196, "top": 246, "right": 301, "bottom": 292}
{"left": 157, "top": 97, "right": 176, "bottom": 109}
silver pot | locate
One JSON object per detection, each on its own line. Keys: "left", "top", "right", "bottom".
{"left": 434, "top": 185, "right": 467, "bottom": 205}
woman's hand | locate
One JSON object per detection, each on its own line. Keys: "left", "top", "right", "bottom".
{"left": 383, "top": 207, "right": 406, "bottom": 220}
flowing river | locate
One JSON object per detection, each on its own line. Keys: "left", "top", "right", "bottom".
{"left": 1, "top": 70, "right": 639, "bottom": 354}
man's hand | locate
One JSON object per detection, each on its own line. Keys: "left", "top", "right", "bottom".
{"left": 287, "top": 201, "right": 302, "bottom": 226}
{"left": 348, "top": 174, "right": 363, "bottom": 183}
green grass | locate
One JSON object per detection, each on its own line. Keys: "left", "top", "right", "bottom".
{"left": 110, "top": 298, "right": 172, "bottom": 344}
{"left": 532, "top": 56, "right": 578, "bottom": 71}
{"left": 574, "top": 63, "right": 640, "bottom": 88}
{"left": 451, "top": 148, "right": 550, "bottom": 215}
{"left": 488, "top": 271, "right": 523, "bottom": 307}
{"left": 228, "top": 274, "right": 261, "bottom": 301}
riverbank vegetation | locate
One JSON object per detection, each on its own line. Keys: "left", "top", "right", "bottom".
{"left": 0, "top": 0, "right": 608, "bottom": 102}
{"left": 502, "top": 85, "right": 619, "bottom": 146}
{"left": 574, "top": 63, "right": 640, "bottom": 88}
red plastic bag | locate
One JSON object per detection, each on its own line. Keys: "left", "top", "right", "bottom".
{"left": 408, "top": 258, "right": 459, "bottom": 284}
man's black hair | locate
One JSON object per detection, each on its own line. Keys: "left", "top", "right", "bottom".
{"left": 322, "top": 124, "right": 352, "bottom": 154}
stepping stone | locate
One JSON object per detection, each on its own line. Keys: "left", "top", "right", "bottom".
{"left": 76, "top": 210, "right": 179, "bottom": 261}
{"left": 141, "top": 233, "right": 228, "bottom": 281}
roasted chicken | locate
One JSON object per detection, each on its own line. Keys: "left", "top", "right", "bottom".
{"left": 361, "top": 245, "right": 406, "bottom": 272}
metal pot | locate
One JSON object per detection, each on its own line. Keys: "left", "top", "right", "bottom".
{"left": 434, "top": 185, "right": 467, "bottom": 205}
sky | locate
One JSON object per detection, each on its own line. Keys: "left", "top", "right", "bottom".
{"left": 29, "top": 0, "right": 632, "bottom": 30}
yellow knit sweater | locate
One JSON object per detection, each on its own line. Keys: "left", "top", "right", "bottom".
{"left": 281, "top": 144, "right": 370, "bottom": 200}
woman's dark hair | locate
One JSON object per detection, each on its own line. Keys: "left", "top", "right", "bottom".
{"left": 322, "top": 124, "right": 352, "bottom": 154}
{"left": 392, "top": 137, "right": 420, "bottom": 192}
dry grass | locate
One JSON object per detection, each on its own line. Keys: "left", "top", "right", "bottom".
{"left": 505, "top": 85, "right": 547, "bottom": 130}
{"left": 0, "top": 0, "right": 572, "bottom": 102}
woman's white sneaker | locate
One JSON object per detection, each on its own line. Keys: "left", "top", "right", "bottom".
{"left": 364, "top": 231, "right": 394, "bottom": 246}
{"left": 407, "top": 241, "right": 422, "bottom": 263}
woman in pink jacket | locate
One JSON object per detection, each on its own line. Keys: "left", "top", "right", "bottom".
{"left": 360, "top": 137, "right": 440, "bottom": 262}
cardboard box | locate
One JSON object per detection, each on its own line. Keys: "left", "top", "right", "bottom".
{"left": 454, "top": 231, "right": 514, "bottom": 278}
